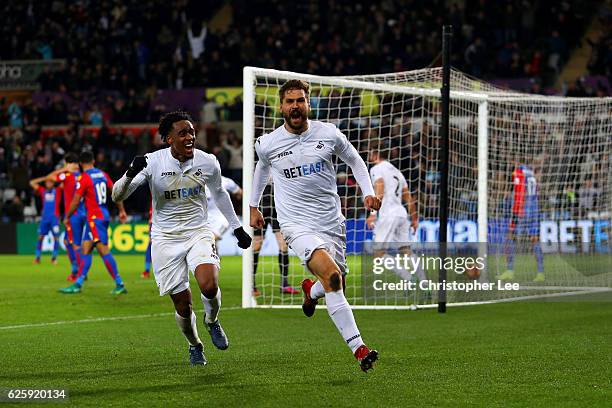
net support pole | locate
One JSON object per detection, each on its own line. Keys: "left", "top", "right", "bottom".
{"left": 242, "top": 67, "right": 256, "bottom": 308}
{"left": 477, "top": 101, "right": 489, "bottom": 281}
{"left": 438, "top": 25, "right": 452, "bottom": 314}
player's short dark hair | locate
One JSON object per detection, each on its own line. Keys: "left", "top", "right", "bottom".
{"left": 158, "top": 110, "right": 193, "bottom": 142}
{"left": 379, "top": 149, "right": 392, "bottom": 160}
{"left": 279, "top": 79, "right": 310, "bottom": 102}
{"left": 79, "top": 150, "right": 94, "bottom": 164}
{"left": 64, "top": 152, "right": 79, "bottom": 163}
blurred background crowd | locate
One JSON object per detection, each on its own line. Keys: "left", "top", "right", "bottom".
{"left": 0, "top": 0, "right": 610, "bottom": 221}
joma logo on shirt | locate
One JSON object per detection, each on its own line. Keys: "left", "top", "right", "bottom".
{"left": 283, "top": 160, "right": 326, "bottom": 179}
{"left": 277, "top": 150, "right": 293, "bottom": 159}
{"left": 161, "top": 171, "right": 176, "bottom": 177}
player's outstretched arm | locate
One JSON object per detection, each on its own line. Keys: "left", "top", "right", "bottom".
{"left": 29, "top": 176, "right": 47, "bottom": 190}
{"left": 44, "top": 167, "right": 67, "bottom": 183}
{"left": 112, "top": 155, "right": 148, "bottom": 202}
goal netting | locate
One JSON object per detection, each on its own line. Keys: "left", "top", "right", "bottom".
{"left": 242, "top": 66, "right": 612, "bottom": 309}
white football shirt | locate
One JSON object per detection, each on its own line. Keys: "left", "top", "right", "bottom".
{"left": 370, "top": 160, "right": 408, "bottom": 218}
{"left": 121, "top": 148, "right": 239, "bottom": 238}
{"left": 253, "top": 120, "right": 371, "bottom": 231}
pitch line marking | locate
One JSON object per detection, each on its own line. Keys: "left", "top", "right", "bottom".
{"left": 0, "top": 306, "right": 242, "bottom": 331}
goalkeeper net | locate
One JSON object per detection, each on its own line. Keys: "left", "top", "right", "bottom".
{"left": 242, "top": 66, "right": 612, "bottom": 309}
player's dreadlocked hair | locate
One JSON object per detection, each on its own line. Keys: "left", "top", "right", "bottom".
{"left": 158, "top": 110, "right": 193, "bottom": 143}
{"left": 279, "top": 79, "right": 310, "bottom": 102}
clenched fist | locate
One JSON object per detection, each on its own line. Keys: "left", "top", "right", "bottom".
{"left": 364, "top": 195, "right": 381, "bottom": 211}
{"left": 126, "top": 155, "right": 147, "bottom": 178}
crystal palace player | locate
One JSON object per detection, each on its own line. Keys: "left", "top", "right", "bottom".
{"left": 48, "top": 153, "right": 87, "bottom": 281}
{"left": 112, "top": 111, "right": 252, "bottom": 366}
{"left": 59, "top": 151, "right": 128, "bottom": 294}
{"left": 499, "top": 163, "right": 545, "bottom": 282}
{"left": 250, "top": 80, "right": 381, "bottom": 372}
{"left": 29, "top": 176, "right": 62, "bottom": 264}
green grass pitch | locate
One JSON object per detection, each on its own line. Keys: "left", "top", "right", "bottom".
{"left": 0, "top": 254, "right": 610, "bottom": 407}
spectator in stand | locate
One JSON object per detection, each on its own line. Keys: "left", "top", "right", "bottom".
{"left": 223, "top": 130, "right": 243, "bottom": 185}
{"left": 95, "top": 151, "right": 110, "bottom": 173}
{"left": 3, "top": 196, "right": 24, "bottom": 223}
{"left": 211, "top": 144, "right": 230, "bottom": 176}
{"left": 200, "top": 96, "right": 220, "bottom": 148}
{"left": 88, "top": 104, "right": 104, "bottom": 126}
{"left": 8, "top": 101, "right": 23, "bottom": 129}
{"left": 587, "top": 27, "right": 612, "bottom": 77}
{"left": 9, "top": 157, "right": 31, "bottom": 201}
{"left": 136, "top": 130, "right": 152, "bottom": 155}
{"left": 465, "top": 37, "right": 486, "bottom": 77}
{"left": 547, "top": 30, "right": 567, "bottom": 74}
{"left": 187, "top": 22, "right": 207, "bottom": 61}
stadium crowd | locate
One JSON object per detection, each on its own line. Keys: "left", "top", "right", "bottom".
{"left": 0, "top": 0, "right": 610, "bottom": 222}
{"left": 1, "top": 0, "right": 606, "bottom": 128}
{"left": 1, "top": 0, "right": 598, "bottom": 88}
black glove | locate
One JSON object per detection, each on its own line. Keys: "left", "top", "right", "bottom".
{"left": 234, "top": 227, "right": 252, "bottom": 249}
{"left": 126, "top": 155, "right": 147, "bottom": 178}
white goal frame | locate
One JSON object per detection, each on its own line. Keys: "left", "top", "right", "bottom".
{"left": 241, "top": 66, "right": 611, "bottom": 309}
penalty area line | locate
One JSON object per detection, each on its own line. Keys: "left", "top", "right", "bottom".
{"left": 0, "top": 306, "right": 242, "bottom": 331}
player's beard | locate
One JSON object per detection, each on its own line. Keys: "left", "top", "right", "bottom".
{"left": 283, "top": 108, "right": 308, "bottom": 132}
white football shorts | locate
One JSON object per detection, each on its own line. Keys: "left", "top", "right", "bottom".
{"left": 151, "top": 228, "right": 219, "bottom": 296}
{"left": 373, "top": 216, "right": 411, "bottom": 244}
{"left": 281, "top": 222, "right": 348, "bottom": 275}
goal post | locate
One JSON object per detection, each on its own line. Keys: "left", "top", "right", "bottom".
{"left": 477, "top": 100, "right": 489, "bottom": 285}
{"left": 241, "top": 66, "right": 256, "bottom": 308}
{"left": 438, "top": 24, "right": 453, "bottom": 314}
{"left": 241, "top": 65, "right": 612, "bottom": 310}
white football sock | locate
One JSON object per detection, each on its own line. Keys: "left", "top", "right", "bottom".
{"left": 175, "top": 312, "right": 201, "bottom": 346}
{"left": 201, "top": 288, "right": 221, "bottom": 324}
{"left": 309, "top": 280, "right": 325, "bottom": 300}
{"left": 325, "top": 290, "right": 365, "bottom": 354}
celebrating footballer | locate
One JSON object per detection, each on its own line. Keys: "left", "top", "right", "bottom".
{"left": 249, "top": 80, "right": 381, "bottom": 372}
{"left": 112, "top": 111, "right": 252, "bottom": 366}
